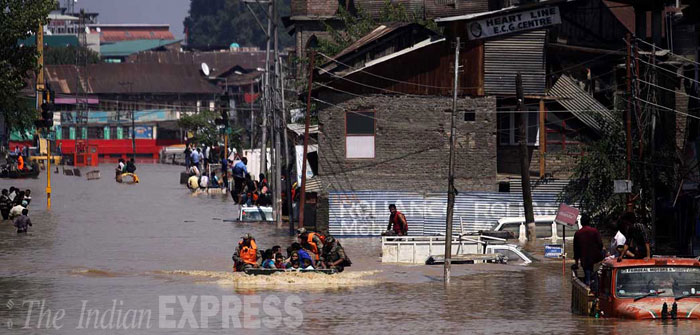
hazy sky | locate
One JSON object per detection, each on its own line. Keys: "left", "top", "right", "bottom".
{"left": 72, "top": 0, "right": 191, "bottom": 40}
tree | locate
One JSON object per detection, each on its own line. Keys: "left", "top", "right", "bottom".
{"left": 183, "top": 0, "right": 293, "bottom": 50}
{"left": 317, "top": 0, "right": 439, "bottom": 56}
{"left": 561, "top": 112, "right": 675, "bottom": 230}
{"left": 0, "top": 0, "right": 56, "bottom": 138}
{"left": 177, "top": 110, "right": 221, "bottom": 146}
{"left": 44, "top": 45, "right": 101, "bottom": 65}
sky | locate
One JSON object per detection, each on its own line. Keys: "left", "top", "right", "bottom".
{"left": 71, "top": 0, "right": 191, "bottom": 40}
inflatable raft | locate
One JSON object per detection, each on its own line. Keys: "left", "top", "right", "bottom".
{"left": 116, "top": 173, "right": 139, "bottom": 184}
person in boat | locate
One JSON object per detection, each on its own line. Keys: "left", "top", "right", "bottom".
{"left": 9, "top": 200, "right": 28, "bottom": 220}
{"left": 23, "top": 190, "right": 31, "bottom": 206}
{"left": 0, "top": 189, "right": 12, "bottom": 220}
{"left": 285, "top": 251, "right": 301, "bottom": 268}
{"left": 125, "top": 158, "right": 136, "bottom": 174}
{"left": 321, "top": 236, "right": 351, "bottom": 273}
{"left": 14, "top": 208, "right": 32, "bottom": 234}
{"left": 261, "top": 249, "right": 276, "bottom": 269}
{"left": 290, "top": 260, "right": 300, "bottom": 270}
{"left": 232, "top": 233, "right": 261, "bottom": 271}
{"left": 116, "top": 158, "right": 126, "bottom": 176}
{"left": 573, "top": 214, "right": 604, "bottom": 286}
{"left": 302, "top": 258, "right": 314, "bottom": 270}
{"left": 288, "top": 244, "right": 313, "bottom": 267}
{"left": 384, "top": 204, "right": 408, "bottom": 236}
{"left": 297, "top": 228, "right": 324, "bottom": 263}
{"left": 239, "top": 173, "right": 257, "bottom": 206}
{"left": 187, "top": 174, "right": 199, "bottom": 190}
{"left": 617, "top": 212, "right": 651, "bottom": 261}
{"left": 274, "top": 254, "right": 286, "bottom": 269}
{"left": 17, "top": 154, "right": 25, "bottom": 171}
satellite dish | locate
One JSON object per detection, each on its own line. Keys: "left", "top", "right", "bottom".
{"left": 96, "top": 27, "right": 101, "bottom": 33}
{"left": 201, "top": 62, "right": 210, "bottom": 77}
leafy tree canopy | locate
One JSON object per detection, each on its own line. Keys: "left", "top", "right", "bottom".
{"left": 44, "top": 45, "right": 101, "bottom": 65}
{"left": 183, "top": 0, "right": 293, "bottom": 50}
{"left": 0, "top": 0, "right": 56, "bottom": 134}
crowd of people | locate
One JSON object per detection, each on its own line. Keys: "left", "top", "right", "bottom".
{"left": 232, "top": 228, "right": 351, "bottom": 273}
{"left": 0, "top": 187, "right": 33, "bottom": 233}
{"left": 573, "top": 211, "right": 651, "bottom": 287}
{"left": 2, "top": 145, "right": 35, "bottom": 174}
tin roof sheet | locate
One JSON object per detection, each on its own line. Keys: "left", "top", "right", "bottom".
{"left": 549, "top": 75, "right": 615, "bottom": 131}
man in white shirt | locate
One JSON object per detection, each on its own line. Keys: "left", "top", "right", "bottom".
{"left": 10, "top": 200, "right": 27, "bottom": 220}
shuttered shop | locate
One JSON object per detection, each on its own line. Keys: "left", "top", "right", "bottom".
{"left": 328, "top": 191, "right": 562, "bottom": 236}
{"left": 484, "top": 30, "right": 547, "bottom": 96}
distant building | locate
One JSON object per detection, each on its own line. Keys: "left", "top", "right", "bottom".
{"left": 86, "top": 24, "right": 175, "bottom": 43}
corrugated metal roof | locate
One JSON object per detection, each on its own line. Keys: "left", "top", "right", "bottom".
{"left": 18, "top": 35, "right": 79, "bottom": 47}
{"left": 549, "top": 74, "right": 615, "bottom": 131}
{"left": 508, "top": 178, "right": 570, "bottom": 195}
{"left": 328, "top": 191, "right": 562, "bottom": 236}
{"left": 484, "top": 30, "right": 546, "bottom": 96}
{"left": 43, "top": 64, "right": 220, "bottom": 95}
{"left": 287, "top": 123, "right": 319, "bottom": 136}
{"left": 100, "top": 39, "right": 181, "bottom": 57}
{"left": 126, "top": 51, "right": 267, "bottom": 73}
{"left": 332, "top": 23, "right": 412, "bottom": 61}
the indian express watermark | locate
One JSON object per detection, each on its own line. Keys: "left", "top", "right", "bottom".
{"left": 8, "top": 295, "right": 303, "bottom": 330}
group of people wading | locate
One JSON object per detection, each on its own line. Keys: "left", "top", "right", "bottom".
{"left": 231, "top": 228, "right": 351, "bottom": 273}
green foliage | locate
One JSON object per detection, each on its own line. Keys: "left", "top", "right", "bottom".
{"left": 177, "top": 110, "right": 220, "bottom": 146}
{"left": 0, "top": 0, "right": 55, "bottom": 135}
{"left": 44, "top": 46, "right": 101, "bottom": 65}
{"left": 183, "top": 0, "right": 293, "bottom": 50}
{"left": 316, "top": 0, "right": 438, "bottom": 56}
{"left": 561, "top": 112, "right": 676, "bottom": 229}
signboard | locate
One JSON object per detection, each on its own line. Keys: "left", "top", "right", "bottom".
{"left": 554, "top": 203, "right": 579, "bottom": 226}
{"left": 614, "top": 180, "right": 633, "bottom": 194}
{"left": 544, "top": 244, "right": 563, "bottom": 258}
{"left": 467, "top": 6, "right": 561, "bottom": 40}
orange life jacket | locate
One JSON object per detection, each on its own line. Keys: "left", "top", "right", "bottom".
{"left": 238, "top": 239, "right": 258, "bottom": 265}
{"left": 305, "top": 232, "right": 325, "bottom": 260}
{"left": 18, "top": 156, "right": 24, "bottom": 170}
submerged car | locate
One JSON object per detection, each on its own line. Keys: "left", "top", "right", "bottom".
{"left": 572, "top": 257, "right": 700, "bottom": 319}
{"left": 238, "top": 206, "right": 274, "bottom": 222}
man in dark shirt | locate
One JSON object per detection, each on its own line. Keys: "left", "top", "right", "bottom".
{"left": 573, "top": 214, "right": 604, "bottom": 286}
{"left": 617, "top": 212, "right": 651, "bottom": 261}
{"left": 14, "top": 209, "right": 32, "bottom": 233}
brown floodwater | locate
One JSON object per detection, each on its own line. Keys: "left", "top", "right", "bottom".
{"left": 0, "top": 164, "right": 698, "bottom": 334}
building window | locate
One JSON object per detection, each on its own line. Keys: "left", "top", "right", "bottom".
{"left": 345, "top": 110, "right": 375, "bottom": 159}
{"left": 62, "top": 127, "right": 71, "bottom": 140}
{"left": 546, "top": 113, "right": 581, "bottom": 154}
{"left": 497, "top": 110, "right": 539, "bottom": 146}
{"left": 464, "top": 110, "right": 476, "bottom": 122}
{"left": 87, "top": 127, "right": 103, "bottom": 139}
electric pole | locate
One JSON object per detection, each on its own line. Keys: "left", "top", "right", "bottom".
{"left": 444, "top": 37, "right": 459, "bottom": 284}
{"left": 37, "top": 23, "right": 51, "bottom": 209}
{"left": 625, "top": 32, "right": 633, "bottom": 211}
{"left": 273, "top": 0, "right": 283, "bottom": 228}
{"left": 260, "top": 1, "right": 272, "bottom": 178}
{"left": 516, "top": 73, "right": 535, "bottom": 241}
{"left": 299, "top": 51, "right": 315, "bottom": 229}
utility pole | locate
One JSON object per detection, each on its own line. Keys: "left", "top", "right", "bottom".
{"left": 273, "top": 0, "right": 283, "bottom": 228}
{"left": 516, "top": 73, "right": 535, "bottom": 241}
{"left": 444, "top": 37, "right": 459, "bottom": 284}
{"left": 625, "top": 32, "right": 633, "bottom": 211}
{"left": 260, "top": 2, "right": 272, "bottom": 178}
{"left": 538, "top": 99, "right": 545, "bottom": 178}
{"left": 37, "top": 23, "right": 51, "bottom": 210}
{"left": 280, "top": 56, "right": 294, "bottom": 234}
{"left": 299, "top": 51, "right": 315, "bottom": 229}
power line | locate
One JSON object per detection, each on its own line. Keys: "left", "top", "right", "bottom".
{"left": 635, "top": 37, "right": 700, "bottom": 68}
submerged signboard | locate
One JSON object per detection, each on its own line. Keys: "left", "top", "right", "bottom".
{"left": 467, "top": 6, "right": 561, "bottom": 40}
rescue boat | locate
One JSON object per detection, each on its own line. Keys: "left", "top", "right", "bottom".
{"left": 572, "top": 256, "right": 700, "bottom": 319}
{"left": 116, "top": 173, "right": 139, "bottom": 184}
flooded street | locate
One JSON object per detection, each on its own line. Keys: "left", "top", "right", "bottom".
{"left": 0, "top": 164, "right": 698, "bottom": 334}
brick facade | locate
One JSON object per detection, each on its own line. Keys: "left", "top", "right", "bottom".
{"left": 291, "top": 0, "right": 338, "bottom": 17}
{"left": 497, "top": 145, "right": 581, "bottom": 179}
{"left": 317, "top": 93, "right": 498, "bottom": 193}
